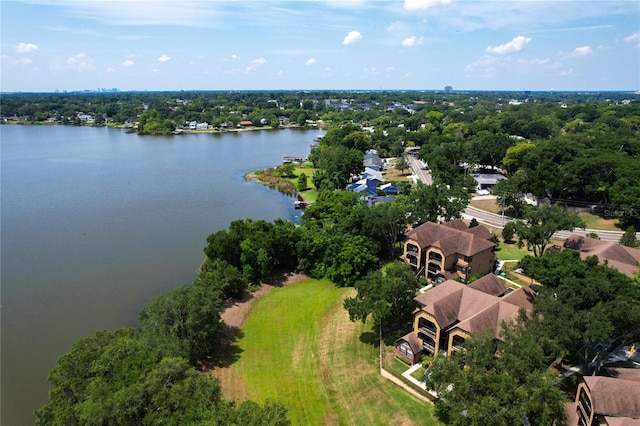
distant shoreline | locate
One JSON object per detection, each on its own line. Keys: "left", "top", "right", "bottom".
{"left": 0, "top": 121, "right": 323, "bottom": 137}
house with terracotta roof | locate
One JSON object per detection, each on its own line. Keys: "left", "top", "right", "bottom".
{"left": 564, "top": 368, "right": 640, "bottom": 426}
{"left": 402, "top": 220, "right": 496, "bottom": 283}
{"left": 395, "top": 274, "right": 536, "bottom": 363}
{"left": 563, "top": 234, "right": 640, "bottom": 278}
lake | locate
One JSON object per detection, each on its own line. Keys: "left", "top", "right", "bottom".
{"left": 1, "top": 124, "right": 322, "bottom": 425}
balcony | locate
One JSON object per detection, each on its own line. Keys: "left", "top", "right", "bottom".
{"left": 422, "top": 341, "right": 435, "bottom": 354}
{"left": 418, "top": 326, "right": 437, "bottom": 339}
{"left": 406, "top": 244, "right": 419, "bottom": 254}
{"left": 577, "top": 399, "right": 591, "bottom": 422}
{"left": 428, "top": 258, "right": 442, "bottom": 267}
{"left": 451, "top": 344, "right": 466, "bottom": 353}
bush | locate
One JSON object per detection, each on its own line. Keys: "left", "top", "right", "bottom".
{"left": 502, "top": 221, "right": 517, "bottom": 243}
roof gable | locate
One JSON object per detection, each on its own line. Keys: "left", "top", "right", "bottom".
{"left": 406, "top": 221, "right": 495, "bottom": 257}
{"left": 564, "top": 234, "right": 640, "bottom": 278}
{"left": 415, "top": 280, "right": 501, "bottom": 329}
{"left": 468, "top": 274, "right": 506, "bottom": 297}
{"left": 585, "top": 373, "right": 640, "bottom": 419}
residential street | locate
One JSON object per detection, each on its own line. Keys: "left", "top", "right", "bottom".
{"left": 407, "top": 154, "right": 639, "bottom": 243}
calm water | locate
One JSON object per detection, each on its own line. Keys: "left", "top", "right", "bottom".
{"left": 1, "top": 125, "right": 321, "bottom": 425}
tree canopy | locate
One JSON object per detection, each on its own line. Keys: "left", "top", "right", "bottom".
{"left": 343, "top": 262, "right": 420, "bottom": 335}
{"left": 514, "top": 204, "right": 585, "bottom": 256}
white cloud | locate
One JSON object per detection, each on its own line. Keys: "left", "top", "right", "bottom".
{"left": 624, "top": 32, "right": 640, "bottom": 48}
{"left": 404, "top": 0, "right": 452, "bottom": 10}
{"left": 324, "top": 0, "right": 367, "bottom": 8}
{"left": 117, "top": 35, "right": 151, "bottom": 41}
{"left": 572, "top": 45, "right": 593, "bottom": 56}
{"left": 402, "top": 35, "right": 424, "bottom": 47}
{"left": 486, "top": 35, "right": 531, "bottom": 54}
{"left": 560, "top": 68, "right": 573, "bottom": 76}
{"left": 343, "top": 31, "right": 362, "bottom": 46}
{"left": 305, "top": 58, "right": 317, "bottom": 66}
{"left": 46, "top": 1, "right": 219, "bottom": 27}
{"left": 246, "top": 57, "right": 267, "bottom": 72}
{"left": 15, "top": 42, "right": 39, "bottom": 53}
{"left": 386, "top": 21, "right": 408, "bottom": 33}
{"left": 2, "top": 55, "right": 33, "bottom": 65}
{"left": 66, "top": 52, "right": 95, "bottom": 71}
{"left": 122, "top": 60, "right": 135, "bottom": 67}
{"left": 157, "top": 54, "right": 171, "bottom": 62}
{"left": 465, "top": 55, "right": 497, "bottom": 72}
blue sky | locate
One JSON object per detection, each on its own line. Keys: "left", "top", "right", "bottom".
{"left": 1, "top": 0, "right": 639, "bottom": 92}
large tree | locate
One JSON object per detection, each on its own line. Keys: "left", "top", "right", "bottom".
{"left": 34, "top": 329, "right": 228, "bottom": 425}
{"left": 396, "top": 182, "right": 470, "bottom": 227}
{"left": 425, "top": 327, "right": 567, "bottom": 426}
{"left": 139, "top": 284, "right": 225, "bottom": 362}
{"left": 519, "top": 250, "right": 640, "bottom": 373}
{"left": 343, "top": 262, "right": 419, "bottom": 334}
{"left": 514, "top": 204, "right": 585, "bottom": 256}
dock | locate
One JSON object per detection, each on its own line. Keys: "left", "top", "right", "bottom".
{"left": 283, "top": 155, "right": 304, "bottom": 163}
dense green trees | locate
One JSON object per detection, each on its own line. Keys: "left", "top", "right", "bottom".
{"left": 139, "top": 284, "right": 225, "bottom": 363}
{"left": 36, "top": 281, "right": 290, "bottom": 425}
{"left": 204, "top": 219, "right": 301, "bottom": 285}
{"left": 34, "top": 325, "right": 290, "bottom": 425}
{"left": 396, "top": 182, "right": 470, "bottom": 227}
{"left": 343, "top": 262, "right": 419, "bottom": 334}
{"left": 520, "top": 250, "right": 640, "bottom": 373}
{"left": 425, "top": 328, "right": 567, "bottom": 426}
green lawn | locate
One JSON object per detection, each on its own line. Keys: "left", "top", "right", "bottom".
{"left": 223, "top": 279, "right": 442, "bottom": 425}
{"left": 494, "top": 241, "right": 532, "bottom": 261}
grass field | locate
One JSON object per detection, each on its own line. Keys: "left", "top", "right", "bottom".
{"left": 216, "top": 279, "right": 442, "bottom": 425}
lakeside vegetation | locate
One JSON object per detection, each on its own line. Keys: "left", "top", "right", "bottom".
{"left": 26, "top": 90, "right": 639, "bottom": 424}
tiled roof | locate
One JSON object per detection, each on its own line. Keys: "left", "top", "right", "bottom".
{"left": 501, "top": 286, "right": 537, "bottom": 310}
{"left": 397, "top": 332, "right": 423, "bottom": 354}
{"left": 455, "top": 301, "right": 522, "bottom": 339}
{"left": 468, "top": 274, "right": 506, "bottom": 297}
{"left": 415, "top": 280, "right": 534, "bottom": 340}
{"left": 414, "top": 280, "right": 500, "bottom": 329}
{"left": 585, "top": 369, "right": 640, "bottom": 420}
{"left": 406, "top": 221, "right": 495, "bottom": 257}
{"left": 564, "top": 234, "right": 640, "bottom": 278}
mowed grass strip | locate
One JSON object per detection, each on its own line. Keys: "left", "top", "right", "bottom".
{"left": 224, "top": 278, "right": 442, "bottom": 425}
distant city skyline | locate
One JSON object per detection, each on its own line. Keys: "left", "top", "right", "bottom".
{"left": 1, "top": 0, "right": 639, "bottom": 93}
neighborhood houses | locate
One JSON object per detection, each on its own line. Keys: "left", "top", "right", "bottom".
{"left": 396, "top": 275, "right": 535, "bottom": 363}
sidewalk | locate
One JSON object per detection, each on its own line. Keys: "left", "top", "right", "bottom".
{"left": 402, "top": 363, "right": 427, "bottom": 390}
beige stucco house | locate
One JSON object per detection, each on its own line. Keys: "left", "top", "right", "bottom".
{"left": 402, "top": 220, "right": 496, "bottom": 284}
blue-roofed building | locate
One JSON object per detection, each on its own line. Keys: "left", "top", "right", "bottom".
{"left": 346, "top": 178, "right": 379, "bottom": 196}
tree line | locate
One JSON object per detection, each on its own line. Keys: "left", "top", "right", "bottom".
{"left": 35, "top": 258, "right": 290, "bottom": 424}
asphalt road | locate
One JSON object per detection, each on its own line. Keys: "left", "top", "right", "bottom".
{"left": 406, "top": 155, "right": 638, "bottom": 243}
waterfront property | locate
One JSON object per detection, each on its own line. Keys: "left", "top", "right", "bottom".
{"left": 402, "top": 220, "right": 496, "bottom": 283}
{"left": 395, "top": 275, "right": 535, "bottom": 363}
